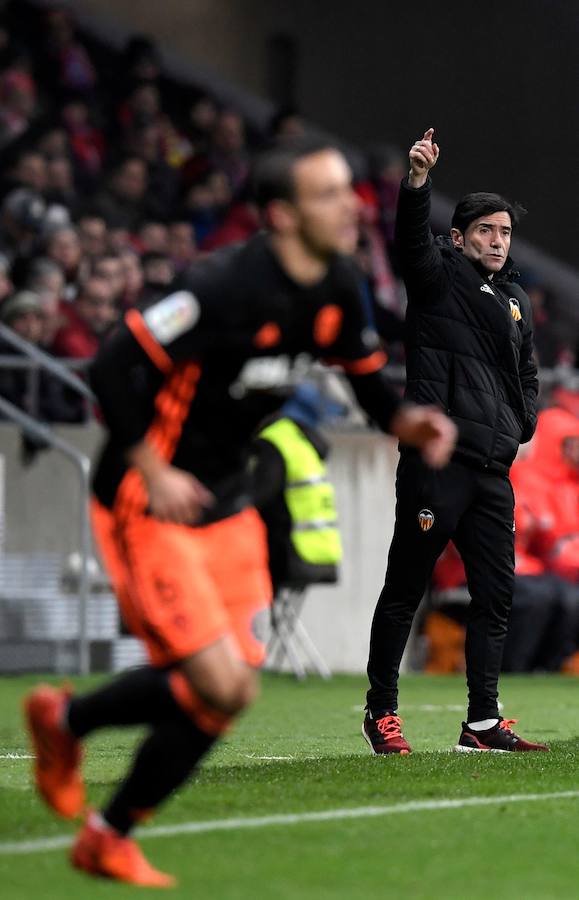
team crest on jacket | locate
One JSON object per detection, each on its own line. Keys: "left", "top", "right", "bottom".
{"left": 418, "top": 509, "right": 435, "bottom": 532}
{"left": 509, "top": 298, "right": 522, "bottom": 321}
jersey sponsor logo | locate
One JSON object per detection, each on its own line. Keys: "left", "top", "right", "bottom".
{"left": 480, "top": 283, "right": 495, "bottom": 295}
{"left": 509, "top": 298, "right": 522, "bottom": 321}
{"left": 418, "top": 508, "right": 435, "bottom": 532}
{"left": 143, "top": 291, "right": 200, "bottom": 344}
{"left": 230, "top": 353, "right": 313, "bottom": 398}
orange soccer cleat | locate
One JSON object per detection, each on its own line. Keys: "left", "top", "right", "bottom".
{"left": 24, "top": 683, "right": 85, "bottom": 819}
{"left": 71, "top": 811, "right": 176, "bottom": 888}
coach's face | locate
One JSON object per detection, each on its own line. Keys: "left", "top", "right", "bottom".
{"left": 290, "top": 149, "right": 360, "bottom": 256}
{"left": 451, "top": 211, "right": 512, "bottom": 275}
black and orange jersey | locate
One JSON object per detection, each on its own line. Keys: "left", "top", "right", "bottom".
{"left": 91, "top": 232, "right": 402, "bottom": 522}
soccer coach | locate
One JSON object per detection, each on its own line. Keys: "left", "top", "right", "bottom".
{"left": 363, "top": 128, "right": 548, "bottom": 754}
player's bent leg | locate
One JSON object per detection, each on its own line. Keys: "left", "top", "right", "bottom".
{"left": 178, "top": 633, "right": 260, "bottom": 717}
{"left": 71, "top": 640, "right": 256, "bottom": 887}
{"left": 24, "top": 683, "right": 85, "bottom": 819}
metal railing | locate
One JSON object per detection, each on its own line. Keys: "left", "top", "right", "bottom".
{"left": 0, "top": 324, "right": 94, "bottom": 674}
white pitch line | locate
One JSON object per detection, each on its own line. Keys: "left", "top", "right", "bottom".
{"left": 0, "top": 754, "right": 34, "bottom": 760}
{"left": 1, "top": 790, "right": 578, "bottom": 857}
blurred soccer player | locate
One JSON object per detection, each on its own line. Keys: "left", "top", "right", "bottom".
{"left": 25, "top": 138, "right": 456, "bottom": 887}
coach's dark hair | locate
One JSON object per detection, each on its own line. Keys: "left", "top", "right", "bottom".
{"left": 451, "top": 192, "right": 527, "bottom": 233}
{"left": 252, "top": 137, "right": 338, "bottom": 210}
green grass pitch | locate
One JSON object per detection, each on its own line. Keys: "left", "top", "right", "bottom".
{"left": 0, "top": 672, "right": 578, "bottom": 899}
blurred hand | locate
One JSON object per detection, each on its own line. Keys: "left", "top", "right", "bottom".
{"left": 145, "top": 464, "right": 215, "bottom": 524}
{"left": 390, "top": 405, "right": 457, "bottom": 468}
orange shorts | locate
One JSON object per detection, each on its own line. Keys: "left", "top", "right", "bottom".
{"left": 91, "top": 499, "right": 272, "bottom": 668}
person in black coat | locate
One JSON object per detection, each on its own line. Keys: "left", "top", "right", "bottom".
{"left": 363, "top": 128, "right": 548, "bottom": 755}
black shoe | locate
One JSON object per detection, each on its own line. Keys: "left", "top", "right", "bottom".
{"left": 362, "top": 710, "right": 412, "bottom": 755}
{"left": 454, "top": 718, "right": 550, "bottom": 753}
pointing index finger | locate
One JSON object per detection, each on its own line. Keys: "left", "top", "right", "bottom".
{"left": 423, "top": 127, "right": 435, "bottom": 141}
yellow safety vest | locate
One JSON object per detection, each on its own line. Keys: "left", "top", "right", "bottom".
{"left": 258, "top": 418, "right": 342, "bottom": 565}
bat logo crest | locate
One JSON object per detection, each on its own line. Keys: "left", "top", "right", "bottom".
{"left": 418, "top": 509, "right": 435, "bottom": 532}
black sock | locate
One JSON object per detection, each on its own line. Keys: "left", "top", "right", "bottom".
{"left": 67, "top": 666, "right": 182, "bottom": 738}
{"left": 103, "top": 711, "right": 217, "bottom": 835}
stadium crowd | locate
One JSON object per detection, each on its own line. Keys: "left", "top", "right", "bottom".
{"left": 0, "top": 3, "right": 569, "bottom": 415}
{"left": 1, "top": 2, "right": 579, "bottom": 674}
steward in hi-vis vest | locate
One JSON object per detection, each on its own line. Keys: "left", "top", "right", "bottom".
{"left": 252, "top": 416, "right": 342, "bottom": 591}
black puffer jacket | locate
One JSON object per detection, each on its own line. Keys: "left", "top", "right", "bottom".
{"left": 396, "top": 176, "right": 538, "bottom": 474}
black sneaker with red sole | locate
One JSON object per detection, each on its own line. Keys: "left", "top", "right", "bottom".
{"left": 454, "top": 718, "right": 550, "bottom": 753}
{"left": 362, "top": 711, "right": 412, "bottom": 755}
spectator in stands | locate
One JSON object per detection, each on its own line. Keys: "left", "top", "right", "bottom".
{"left": 0, "top": 288, "right": 83, "bottom": 423}
{"left": 516, "top": 270, "right": 572, "bottom": 368}
{"left": 91, "top": 252, "right": 126, "bottom": 305}
{"left": 368, "top": 144, "right": 406, "bottom": 257}
{"left": 0, "top": 67, "right": 37, "bottom": 148}
{"left": 5, "top": 148, "right": 47, "bottom": 195}
{"left": 0, "top": 290, "right": 43, "bottom": 415}
{"left": 0, "top": 188, "right": 46, "bottom": 261}
{"left": 181, "top": 175, "right": 224, "bottom": 245}
{"left": 354, "top": 177, "right": 403, "bottom": 327}
{"left": 76, "top": 211, "right": 108, "bottom": 260}
{"left": 44, "top": 225, "right": 83, "bottom": 298}
{"left": 23, "top": 256, "right": 65, "bottom": 347}
{"left": 140, "top": 251, "right": 175, "bottom": 306}
{"left": 208, "top": 109, "right": 249, "bottom": 194}
{"left": 44, "top": 155, "right": 79, "bottom": 216}
{"left": 61, "top": 97, "right": 106, "bottom": 183}
{"left": 118, "top": 248, "right": 144, "bottom": 309}
{"left": 44, "top": 7, "right": 97, "bottom": 95}
{"left": 186, "top": 94, "right": 219, "bottom": 154}
{"left": 0, "top": 253, "right": 13, "bottom": 305}
{"left": 107, "top": 221, "right": 133, "bottom": 253}
{"left": 138, "top": 220, "right": 169, "bottom": 255}
{"left": 168, "top": 220, "right": 196, "bottom": 271}
{"left": 124, "top": 122, "right": 179, "bottom": 219}
{"left": 118, "top": 81, "right": 162, "bottom": 136}
{"left": 94, "top": 156, "right": 149, "bottom": 231}
{"left": 51, "top": 274, "right": 118, "bottom": 359}
{"left": 0, "top": 288, "right": 43, "bottom": 342}
{"left": 269, "top": 106, "right": 306, "bottom": 143}
{"left": 119, "top": 35, "right": 162, "bottom": 85}
{"left": 36, "top": 125, "right": 70, "bottom": 161}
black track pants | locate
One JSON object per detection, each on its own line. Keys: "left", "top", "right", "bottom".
{"left": 366, "top": 453, "right": 515, "bottom": 721}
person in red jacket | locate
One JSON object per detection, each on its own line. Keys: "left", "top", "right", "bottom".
{"left": 51, "top": 275, "right": 118, "bottom": 358}
{"left": 512, "top": 407, "right": 579, "bottom": 580}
